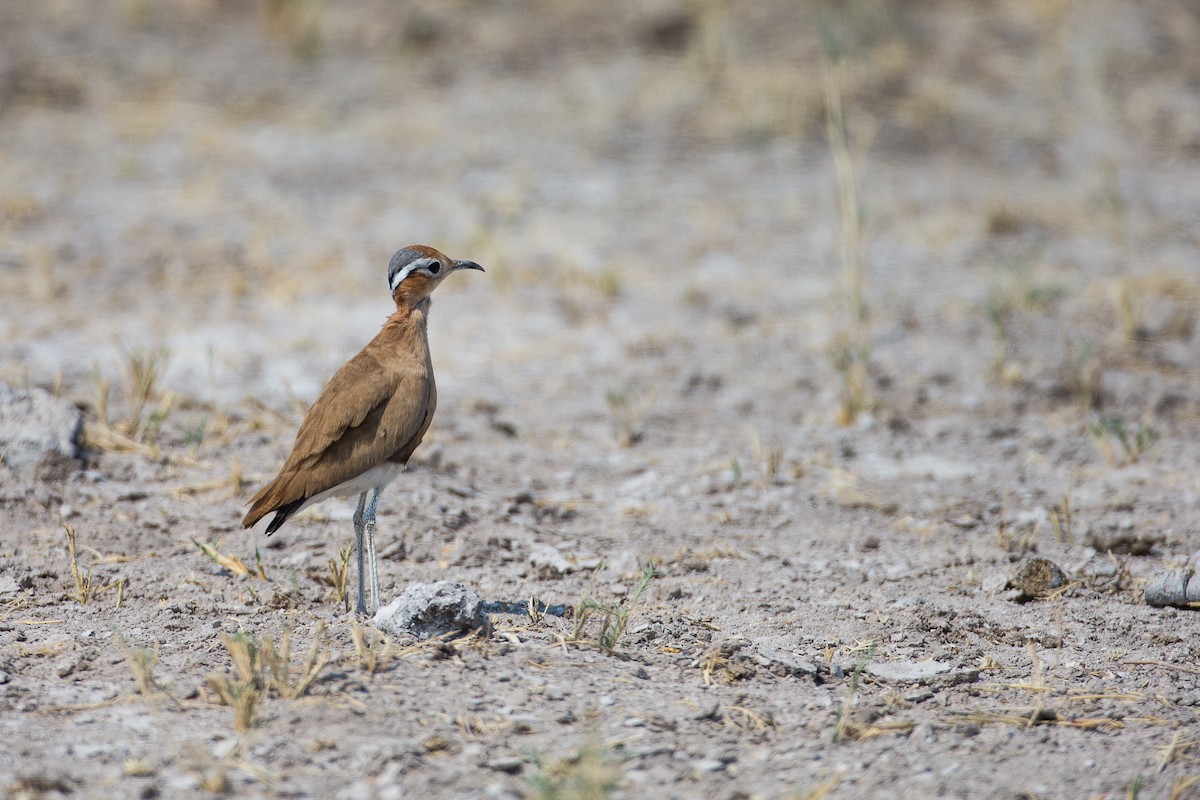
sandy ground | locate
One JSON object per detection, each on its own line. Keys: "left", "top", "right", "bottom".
{"left": 3, "top": 2, "right": 1200, "bottom": 798}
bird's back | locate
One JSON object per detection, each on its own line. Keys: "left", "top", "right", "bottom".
{"left": 243, "top": 309, "right": 436, "bottom": 530}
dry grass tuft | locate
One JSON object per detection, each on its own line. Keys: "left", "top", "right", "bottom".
{"left": 350, "top": 620, "right": 392, "bottom": 674}
{"left": 833, "top": 639, "right": 878, "bottom": 743}
{"left": 82, "top": 345, "right": 201, "bottom": 464}
{"left": 528, "top": 741, "right": 623, "bottom": 800}
{"left": 206, "top": 620, "right": 330, "bottom": 732}
{"left": 306, "top": 545, "right": 354, "bottom": 609}
{"left": 1167, "top": 775, "right": 1200, "bottom": 800}
{"left": 720, "top": 703, "right": 776, "bottom": 732}
{"left": 194, "top": 539, "right": 268, "bottom": 580}
{"left": 700, "top": 639, "right": 755, "bottom": 686}
{"left": 123, "top": 642, "right": 161, "bottom": 697}
{"left": 750, "top": 433, "right": 785, "bottom": 483}
{"left": 1087, "top": 415, "right": 1158, "bottom": 465}
{"left": 328, "top": 541, "right": 353, "bottom": 610}
{"left": 1109, "top": 274, "right": 1199, "bottom": 344}
{"left": 176, "top": 738, "right": 274, "bottom": 794}
{"left": 1048, "top": 493, "right": 1073, "bottom": 544}
{"left": 64, "top": 524, "right": 98, "bottom": 605}
{"left": 168, "top": 459, "right": 249, "bottom": 499}
{"left": 834, "top": 716, "right": 915, "bottom": 742}
{"left": 80, "top": 419, "right": 161, "bottom": 460}
{"left": 945, "top": 707, "right": 1123, "bottom": 732}
{"left": 562, "top": 565, "right": 655, "bottom": 655}
{"left": 95, "top": 345, "right": 174, "bottom": 444}
{"left": 1157, "top": 730, "right": 1200, "bottom": 772}
{"left": 63, "top": 524, "right": 121, "bottom": 605}
{"left": 605, "top": 386, "right": 656, "bottom": 447}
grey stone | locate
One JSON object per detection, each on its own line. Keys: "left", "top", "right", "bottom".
{"left": 528, "top": 542, "right": 572, "bottom": 576}
{"left": 0, "top": 384, "right": 83, "bottom": 478}
{"left": 509, "top": 714, "right": 538, "bottom": 733}
{"left": 486, "top": 756, "right": 523, "bottom": 773}
{"left": 373, "top": 581, "right": 492, "bottom": 640}
{"left": 1144, "top": 568, "right": 1200, "bottom": 608}
{"left": 865, "top": 661, "right": 953, "bottom": 683}
{"left": 980, "top": 572, "right": 1009, "bottom": 593}
{"left": 756, "top": 646, "right": 819, "bottom": 677}
{"left": 629, "top": 743, "right": 674, "bottom": 758}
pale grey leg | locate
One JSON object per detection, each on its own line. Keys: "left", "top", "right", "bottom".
{"left": 353, "top": 492, "right": 368, "bottom": 616}
{"left": 364, "top": 487, "right": 383, "bottom": 613}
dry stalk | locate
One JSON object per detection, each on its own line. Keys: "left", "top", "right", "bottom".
{"left": 64, "top": 524, "right": 106, "bottom": 604}
{"left": 350, "top": 621, "right": 391, "bottom": 674}
{"left": 194, "top": 539, "right": 266, "bottom": 580}
{"left": 833, "top": 640, "right": 878, "bottom": 743}
{"left": 1157, "top": 730, "right": 1198, "bottom": 772}
{"left": 118, "top": 639, "right": 162, "bottom": 697}
{"left": 605, "top": 387, "right": 656, "bottom": 447}
{"left": 1169, "top": 775, "right": 1200, "bottom": 800}
{"left": 823, "top": 48, "right": 878, "bottom": 425}
{"left": 721, "top": 704, "right": 775, "bottom": 732}
{"left": 328, "top": 542, "right": 353, "bottom": 609}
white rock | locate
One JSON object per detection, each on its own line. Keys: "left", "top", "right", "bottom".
{"left": 373, "top": 581, "right": 490, "bottom": 640}
{"left": 0, "top": 385, "right": 83, "bottom": 477}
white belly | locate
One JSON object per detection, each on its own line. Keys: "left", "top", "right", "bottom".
{"left": 297, "top": 461, "right": 405, "bottom": 513}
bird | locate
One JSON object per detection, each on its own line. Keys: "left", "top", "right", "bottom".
{"left": 242, "top": 245, "right": 483, "bottom": 615}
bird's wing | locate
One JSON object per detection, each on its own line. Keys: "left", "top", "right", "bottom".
{"left": 243, "top": 349, "right": 434, "bottom": 526}
{"left": 291, "top": 350, "right": 424, "bottom": 463}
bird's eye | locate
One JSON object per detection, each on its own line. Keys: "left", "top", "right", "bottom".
{"left": 427, "top": 261, "right": 442, "bottom": 275}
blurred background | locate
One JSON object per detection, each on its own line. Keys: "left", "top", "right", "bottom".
{"left": 1, "top": 0, "right": 1198, "bottom": 453}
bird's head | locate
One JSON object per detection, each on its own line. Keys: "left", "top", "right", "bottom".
{"left": 387, "top": 245, "right": 484, "bottom": 307}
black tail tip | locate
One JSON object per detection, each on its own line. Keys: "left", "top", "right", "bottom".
{"left": 264, "top": 498, "right": 305, "bottom": 535}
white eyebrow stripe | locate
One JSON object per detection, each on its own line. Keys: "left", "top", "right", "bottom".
{"left": 389, "top": 259, "right": 431, "bottom": 291}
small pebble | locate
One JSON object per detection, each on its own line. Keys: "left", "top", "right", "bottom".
{"left": 509, "top": 715, "right": 538, "bottom": 733}
{"left": 486, "top": 756, "right": 523, "bottom": 774}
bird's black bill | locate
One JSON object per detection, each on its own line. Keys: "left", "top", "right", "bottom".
{"left": 452, "top": 260, "right": 485, "bottom": 273}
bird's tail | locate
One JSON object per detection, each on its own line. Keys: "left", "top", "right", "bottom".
{"left": 242, "top": 479, "right": 303, "bottom": 533}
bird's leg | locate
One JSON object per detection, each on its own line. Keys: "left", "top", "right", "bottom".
{"left": 353, "top": 492, "right": 368, "bottom": 616}
{"left": 364, "top": 487, "right": 383, "bottom": 614}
